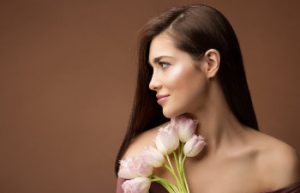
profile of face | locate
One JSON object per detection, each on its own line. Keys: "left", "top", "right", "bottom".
{"left": 148, "top": 32, "right": 220, "bottom": 118}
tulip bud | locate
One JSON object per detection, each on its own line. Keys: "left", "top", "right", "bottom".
{"left": 183, "top": 134, "right": 206, "bottom": 157}
{"left": 122, "top": 177, "right": 151, "bottom": 193}
{"left": 172, "top": 116, "right": 198, "bottom": 143}
{"left": 142, "top": 146, "right": 165, "bottom": 167}
{"left": 155, "top": 124, "right": 179, "bottom": 155}
{"left": 118, "top": 156, "right": 153, "bottom": 179}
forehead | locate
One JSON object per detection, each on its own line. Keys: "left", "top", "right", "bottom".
{"left": 148, "top": 33, "right": 179, "bottom": 64}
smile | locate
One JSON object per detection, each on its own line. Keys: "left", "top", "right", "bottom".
{"left": 157, "top": 96, "right": 168, "bottom": 105}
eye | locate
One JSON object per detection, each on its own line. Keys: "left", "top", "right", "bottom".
{"left": 158, "top": 62, "right": 170, "bottom": 69}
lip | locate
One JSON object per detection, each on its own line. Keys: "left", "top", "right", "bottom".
{"left": 156, "top": 94, "right": 169, "bottom": 105}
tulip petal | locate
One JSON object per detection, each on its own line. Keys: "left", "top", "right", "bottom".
{"left": 171, "top": 115, "right": 198, "bottom": 143}
{"left": 142, "top": 146, "right": 165, "bottom": 167}
{"left": 122, "top": 177, "right": 151, "bottom": 193}
{"left": 118, "top": 156, "right": 153, "bottom": 179}
{"left": 155, "top": 124, "right": 179, "bottom": 155}
{"left": 183, "top": 134, "right": 206, "bottom": 157}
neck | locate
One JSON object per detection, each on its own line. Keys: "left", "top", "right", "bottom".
{"left": 189, "top": 80, "right": 247, "bottom": 155}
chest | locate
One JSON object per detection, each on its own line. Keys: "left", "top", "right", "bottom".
{"left": 152, "top": 158, "right": 264, "bottom": 193}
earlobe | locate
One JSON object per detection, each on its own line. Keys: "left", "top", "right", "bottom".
{"left": 203, "top": 49, "right": 220, "bottom": 78}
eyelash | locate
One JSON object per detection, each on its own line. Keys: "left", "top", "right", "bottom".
{"left": 158, "top": 62, "right": 170, "bottom": 69}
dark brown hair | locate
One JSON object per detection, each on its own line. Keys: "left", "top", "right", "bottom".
{"left": 115, "top": 4, "right": 259, "bottom": 175}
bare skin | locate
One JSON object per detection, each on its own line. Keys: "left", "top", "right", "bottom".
{"left": 121, "top": 32, "right": 300, "bottom": 193}
{"left": 123, "top": 123, "right": 300, "bottom": 193}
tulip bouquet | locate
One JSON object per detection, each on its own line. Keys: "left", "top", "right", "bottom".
{"left": 118, "top": 116, "right": 206, "bottom": 193}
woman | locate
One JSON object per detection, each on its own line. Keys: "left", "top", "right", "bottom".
{"left": 115, "top": 4, "right": 300, "bottom": 193}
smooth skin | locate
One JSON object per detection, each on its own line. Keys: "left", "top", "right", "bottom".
{"left": 122, "top": 32, "right": 300, "bottom": 193}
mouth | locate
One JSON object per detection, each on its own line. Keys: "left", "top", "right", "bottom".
{"left": 156, "top": 95, "right": 169, "bottom": 105}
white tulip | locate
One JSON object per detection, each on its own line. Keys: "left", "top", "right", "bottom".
{"left": 155, "top": 124, "right": 179, "bottom": 155}
{"left": 172, "top": 116, "right": 198, "bottom": 143}
{"left": 122, "top": 177, "right": 151, "bottom": 193}
{"left": 118, "top": 156, "right": 153, "bottom": 179}
{"left": 183, "top": 134, "right": 206, "bottom": 157}
{"left": 142, "top": 146, "right": 165, "bottom": 167}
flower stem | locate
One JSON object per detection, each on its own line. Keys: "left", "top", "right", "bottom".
{"left": 151, "top": 175, "right": 178, "bottom": 193}
{"left": 173, "top": 151, "right": 186, "bottom": 192}
{"left": 181, "top": 154, "right": 190, "bottom": 193}
{"left": 165, "top": 155, "right": 183, "bottom": 192}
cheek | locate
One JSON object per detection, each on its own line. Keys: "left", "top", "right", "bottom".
{"left": 172, "top": 68, "right": 208, "bottom": 108}
{"left": 167, "top": 65, "right": 206, "bottom": 93}
{"left": 161, "top": 67, "right": 208, "bottom": 117}
{"left": 165, "top": 65, "right": 183, "bottom": 86}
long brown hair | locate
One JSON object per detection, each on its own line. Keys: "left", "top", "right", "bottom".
{"left": 115, "top": 4, "right": 259, "bottom": 175}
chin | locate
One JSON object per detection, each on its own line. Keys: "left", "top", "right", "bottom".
{"left": 162, "top": 107, "right": 184, "bottom": 119}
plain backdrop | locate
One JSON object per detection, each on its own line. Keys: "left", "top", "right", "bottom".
{"left": 0, "top": 0, "right": 299, "bottom": 193}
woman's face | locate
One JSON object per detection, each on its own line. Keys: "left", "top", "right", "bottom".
{"left": 148, "top": 32, "right": 209, "bottom": 118}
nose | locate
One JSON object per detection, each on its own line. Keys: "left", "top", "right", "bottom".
{"left": 149, "top": 72, "right": 162, "bottom": 91}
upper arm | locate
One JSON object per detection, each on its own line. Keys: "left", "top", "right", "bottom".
{"left": 122, "top": 133, "right": 153, "bottom": 159}
{"left": 116, "top": 131, "right": 154, "bottom": 192}
{"left": 121, "top": 122, "right": 169, "bottom": 160}
{"left": 115, "top": 177, "right": 125, "bottom": 193}
{"left": 274, "top": 146, "right": 300, "bottom": 181}
{"left": 261, "top": 143, "right": 300, "bottom": 189}
{"left": 121, "top": 127, "right": 159, "bottom": 160}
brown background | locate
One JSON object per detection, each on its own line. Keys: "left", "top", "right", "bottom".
{"left": 0, "top": 0, "right": 299, "bottom": 193}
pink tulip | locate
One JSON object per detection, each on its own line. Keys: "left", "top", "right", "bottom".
{"left": 118, "top": 156, "right": 153, "bottom": 179}
{"left": 142, "top": 146, "right": 165, "bottom": 167}
{"left": 183, "top": 134, "right": 206, "bottom": 157}
{"left": 155, "top": 124, "right": 179, "bottom": 155}
{"left": 171, "top": 116, "right": 198, "bottom": 143}
{"left": 122, "top": 177, "right": 151, "bottom": 193}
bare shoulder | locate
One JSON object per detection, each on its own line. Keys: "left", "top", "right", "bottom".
{"left": 121, "top": 121, "right": 170, "bottom": 159}
{"left": 255, "top": 131, "right": 300, "bottom": 189}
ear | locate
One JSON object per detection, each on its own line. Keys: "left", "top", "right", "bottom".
{"left": 201, "top": 49, "right": 220, "bottom": 79}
